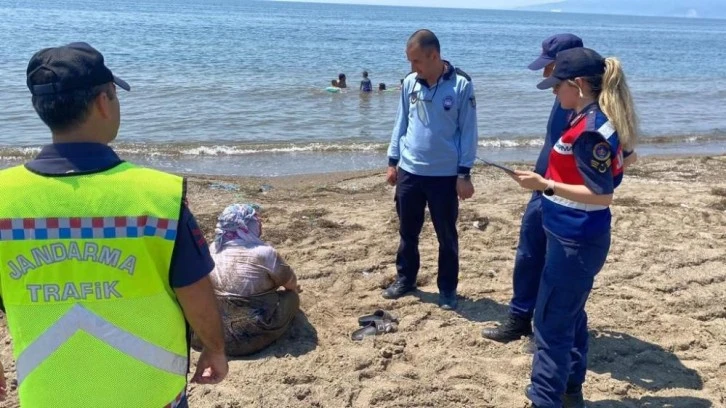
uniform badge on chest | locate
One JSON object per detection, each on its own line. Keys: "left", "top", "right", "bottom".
{"left": 443, "top": 95, "right": 454, "bottom": 111}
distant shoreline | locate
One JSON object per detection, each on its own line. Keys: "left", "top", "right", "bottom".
{"left": 270, "top": 0, "right": 726, "bottom": 20}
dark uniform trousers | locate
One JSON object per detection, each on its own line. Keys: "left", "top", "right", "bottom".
{"left": 510, "top": 192, "right": 547, "bottom": 319}
{"left": 529, "top": 230, "right": 610, "bottom": 408}
{"left": 394, "top": 168, "right": 459, "bottom": 293}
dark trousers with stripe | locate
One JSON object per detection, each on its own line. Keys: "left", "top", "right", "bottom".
{"left": 394, "top": 168, "right": 459, "bottom": 293}
{"left": 509, "top": 193, "right": 547, "bottom": 319}
{"left": 529, "top": 230, "right": 610, "bottom": 408}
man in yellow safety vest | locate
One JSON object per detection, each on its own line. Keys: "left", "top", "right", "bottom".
{"left": 0, "top": 42, "right": 228, "bottom": 408}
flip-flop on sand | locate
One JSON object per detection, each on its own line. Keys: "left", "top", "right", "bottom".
{"left": 357, "top": 309, "right": 398, "bottom": 326}
{"left": 351, "top": 319, "right": 398, "bottom": 341}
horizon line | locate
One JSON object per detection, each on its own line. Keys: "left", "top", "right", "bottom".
{"left": 268, "top": 0, "right": 724, "bottom": 20}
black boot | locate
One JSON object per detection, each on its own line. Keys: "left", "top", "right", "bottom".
{"left": 525, "top": 384, "right": 585, "bottom": 408}
{"left": 563, "top": 391, "right": 585, "bottom": 408}
{"left": 382, "top": 279, "right": 416, "bottom": 299}
{"left": 438, "top": 290, "right": 458, "bottom": 310}
{"left": 481, "top": 314, "right": 532, "bottom": 343}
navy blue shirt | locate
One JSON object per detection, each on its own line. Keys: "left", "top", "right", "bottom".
{"left": 534, "top": 98, "right": 572, "bottom": 177}
{"left": 23, "top": 143, "right": 215, "bottom": 288}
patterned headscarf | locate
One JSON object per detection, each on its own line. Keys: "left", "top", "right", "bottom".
{"left": 213, "top": 204, "right": 263, "bottom": 252}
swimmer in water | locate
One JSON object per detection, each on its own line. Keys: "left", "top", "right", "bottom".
{"left": 360, "top": 71, "right": 373, "bottom": 92}
{"left": 334, "top": 73, "right": 347, "bottom": 88}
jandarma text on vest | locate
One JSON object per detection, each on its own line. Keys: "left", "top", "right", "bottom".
{"left": 7, "top": 241, "right": 137, "bottom": 280}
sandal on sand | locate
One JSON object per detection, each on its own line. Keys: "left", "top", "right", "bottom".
{"left": 357, "top": 309, "right": 398, "bottom": 326}
{"left": 351, "top": 319, "right": 398, "bottom": 341}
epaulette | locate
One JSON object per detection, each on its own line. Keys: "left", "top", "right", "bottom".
{"left": 455, "top": 68, "right": 472, "bottom": 82}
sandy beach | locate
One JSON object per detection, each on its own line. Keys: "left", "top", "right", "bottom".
{"left": 1, "top": 154, "right": 725, "bottom": 408}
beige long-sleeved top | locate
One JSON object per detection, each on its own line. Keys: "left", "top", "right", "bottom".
{"left": 208, "top": 242, "right": 296, "bottom": 297}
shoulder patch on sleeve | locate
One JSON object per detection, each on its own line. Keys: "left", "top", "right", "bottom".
{"left": 469, "top": 96, "right": 476, "bottom": 108}
{"left": 455, "top": 68, "right": 472, "bottom": 82}
{"left": 591, "top": 141, "right": 612, "bottom": 173}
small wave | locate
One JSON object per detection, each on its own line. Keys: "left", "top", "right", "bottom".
{"left": 0, "top": 146, "right": 42, "bottom": 160}
{"left": 479, "top": 138, "right": 544, "bottom": 148}
{"left": 175, "top": 142, "right": 387, "bottom": 156}
{"left": 1, "top": 132, "right": 724, "bottom": 160}
{"left": 637, "top": 132, "right": 726, "bottom": 144}
{"left": 104, "top": 142, "right": 389, "bottom": 157}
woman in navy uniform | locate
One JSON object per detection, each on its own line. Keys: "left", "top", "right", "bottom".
{"left": 511, "top": 47, "right": 638, "bottom": 408}
{"left": 483, "top": 34, "right": 638, "bottom": 345}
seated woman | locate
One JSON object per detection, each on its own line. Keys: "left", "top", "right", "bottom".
{"left": 191, "top": 204, "right": 300, "bottom": 356}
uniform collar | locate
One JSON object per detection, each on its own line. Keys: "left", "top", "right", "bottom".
{"left": 415, "top": 60, "right": 455, "bottom": 88}
{"left": 25, "top": 142, "right": 123, "bottom": 176}
{"left": 568, "top": 102, "right": 600, "bottom": 128}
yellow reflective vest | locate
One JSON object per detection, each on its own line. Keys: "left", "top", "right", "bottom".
{"left": 0, "top": 162, "right": 188, "bottom": 407}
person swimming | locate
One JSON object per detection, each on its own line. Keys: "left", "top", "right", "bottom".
{"left": 326, "top": 79, "right": 342, "bottom": 93}
{"left": 334, "top": 73, "right": 347, "bottom": 88}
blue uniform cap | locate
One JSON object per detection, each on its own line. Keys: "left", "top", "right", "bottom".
{"left": 27, "top": 42, "right": 130, "bottom": 95}
{"left": 528, "top": 33, "right": 584, "bottom": 71}
{"left": 537, "top": 47, "right": 605, "bottom": 90}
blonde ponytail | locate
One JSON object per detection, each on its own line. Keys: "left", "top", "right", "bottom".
{"left": 598, "top": 58, "right": 639, "bottom": 151}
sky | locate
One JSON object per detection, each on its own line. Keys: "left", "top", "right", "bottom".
{"left": 273, "top": 0, "right": 560, "bottom": 10}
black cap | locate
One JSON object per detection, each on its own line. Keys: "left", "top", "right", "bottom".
{"left": 528, "top": 33, "right": 583, "bottom": 71}
{"left": 537, "top": 47, "right": 605, "bottom": 90}
{"left": 26, "top": 42, "right": 130, "bottom": 96}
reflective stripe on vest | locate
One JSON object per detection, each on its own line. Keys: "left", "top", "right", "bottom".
{"left": 0, "top": 216, "right": 178, "bottom": 242}
{"left": 598, "top": 121, "right": 616, "bottom": 138}
{"left": 16, "top": 304, "right": 188, "bottom": 385}
{"left": 542, "top": 193, "right": 608, "bottom": 212}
